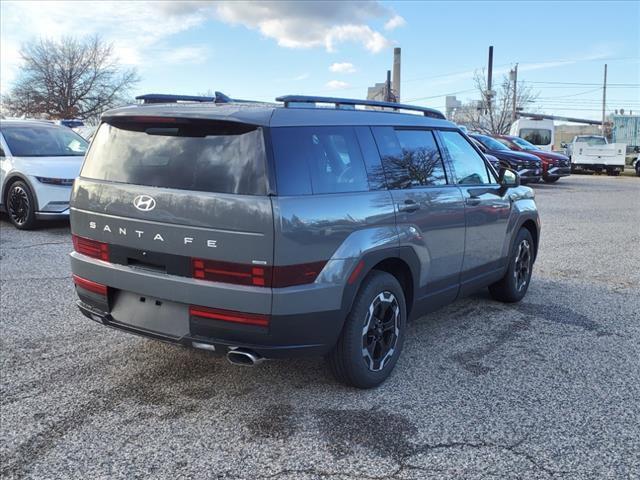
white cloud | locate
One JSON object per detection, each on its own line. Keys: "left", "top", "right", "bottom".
{"left": 384, "top": 14, "right": 406, "bottom": 31}
{"left": 0, "top": 39, "right": 22, "bottom": 94}
{"left": 162, "top": 46, "right": 209, "bottom": 64}
{"left": 292, "top": 73, "right": 310, "bottom": 81}
{"left": 326, "top": 80, "right": 350, "bottom": 90}
{"left": 215, "top": 1, "right": 395, "bottom": 53}
{"left": 329, "top": 62, "right": 356, "bottom": 74}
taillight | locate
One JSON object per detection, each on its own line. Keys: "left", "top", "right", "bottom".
{"left": 72, "top": 274, "right": 107, "bottom": 296}
{"left": 192, "top": 259, "right": 268, "bottom": 286}
{"left": 191, "top": 259, "right": 326, "bottom": 288}
{"left": 189, "top": 305, "right": 269, "bottom": 327}
{"left": 72, "top": 235, "right": 109, "bottom": 261}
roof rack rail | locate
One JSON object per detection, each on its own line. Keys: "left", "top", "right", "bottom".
{"left": 135, "top": 92, "right": 237, "bottom": 105}
{"left": 275, "top": 95, "right": 446, "bottom": 120}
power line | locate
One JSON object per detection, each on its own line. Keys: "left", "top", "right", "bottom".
{"left": 524, "top": 81, "right": 639, "bottom": 86}
{"left": 404, "top": 89, "right": 477, "bottom": 103}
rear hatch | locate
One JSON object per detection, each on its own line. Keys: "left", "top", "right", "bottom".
{"left": 71, "top": 116, "right": 273, "bottom": 285}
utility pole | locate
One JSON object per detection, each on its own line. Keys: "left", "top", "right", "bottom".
{"left": 602, "top": 64, "right": 607, "bottom": 135}
{"left": 485, "top": 46, "right": 494, "bottom": 116}
{"left": 385, "top": 70, "right": 392, "bottom": 102}
{"left": 510, "top": 63, "right": 518, "bottom": 124}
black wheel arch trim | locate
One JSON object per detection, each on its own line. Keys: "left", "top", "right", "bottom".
{"left": 514, "top": 215, "right": 540, "bottom": 261}
{"left": 339, "top": 246, "right": 421, "bottom": 322}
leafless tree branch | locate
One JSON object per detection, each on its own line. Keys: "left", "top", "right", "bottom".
{"left": 2, "top": 36, "right": 139, "bottom": 121}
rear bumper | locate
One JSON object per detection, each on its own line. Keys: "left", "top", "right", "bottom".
{"left": 76, "top": 299, "right": 341, "bottom": 358}
{"left": 71, "top": 252, "right": 347, "bottom": 358}
{"left": 573, "top": 163, "right": 624, "bottom": 171}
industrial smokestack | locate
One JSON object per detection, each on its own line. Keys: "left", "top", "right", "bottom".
{"left": 392, "top": 47, "right": 401, "bottom": 102}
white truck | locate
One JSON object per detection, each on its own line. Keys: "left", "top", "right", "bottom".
{"left": 563, "top": 135, "right": 626, "bottom": 176}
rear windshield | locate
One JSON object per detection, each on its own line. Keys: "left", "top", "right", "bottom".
{"left": 2, "top": 125, "right": 88, "bottom": 157}
{"left": 81, "top": 119, "right": 267, "bottom": 195}
{"left": 575, "top": 136, "right": 606, "bottom": 146}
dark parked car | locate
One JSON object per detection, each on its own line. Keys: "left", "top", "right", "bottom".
{"left": 470, "top": 134, "right": 542, "bottom": 184}
{"left": 495, "top": 135, "right": 571, "bottom": 183}
{"left": 70, "top": 94, "right": 540, "bottom": 388}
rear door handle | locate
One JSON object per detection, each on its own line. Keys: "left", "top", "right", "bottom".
{"left": 398, "top": 200, "right": 420, "bottom": 213}
{"left": 465, "top": 197, "right": 481, "bottom": 206}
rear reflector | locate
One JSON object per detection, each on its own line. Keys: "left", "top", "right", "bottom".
{"left": 72, "top": 274, "right": 108, "bottom": 296}
{"left": 272, "top": 261, "right": 327, "bottom": 288}
{"left": 72, "top": 235, "right": 109, "bottom": 261}
{"left": 189, "top": 305, "right": 269, "bottom": 328}
{"left": 192, "top": 259, "right": 326, "bottom": 288}
{"left": 348, "top": 260, "right": 365, "bottom": 285}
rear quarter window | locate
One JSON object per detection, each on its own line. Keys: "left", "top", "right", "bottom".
{"left": 81, "top": 120, "right": 268, "bottom": 195}
{"left": 271, "top": 126, "right": 370, "bottom": 195}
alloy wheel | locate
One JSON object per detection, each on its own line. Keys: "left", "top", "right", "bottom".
{"left": 513, "top": 239, "right": 532, "bottom": 292}
{"left": 361, "top": 291, "right": 400, "bottom": 371}
{"left": 8, "top": 185, "right": 30, "bottom": 226}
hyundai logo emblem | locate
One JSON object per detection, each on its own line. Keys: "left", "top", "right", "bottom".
{"left": 133, "top": 195, "right": 156, "bottom": 212}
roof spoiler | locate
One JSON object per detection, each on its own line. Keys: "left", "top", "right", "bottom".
{"left": 275, "top": 95, "right": 446, "bottom": 119}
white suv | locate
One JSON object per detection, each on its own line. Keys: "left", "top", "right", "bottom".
{"left": 0, "top": 120, "right": 88, "bottom": 229}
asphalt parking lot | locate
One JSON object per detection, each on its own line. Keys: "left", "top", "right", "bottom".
{"left": 1, "top": 175, "right": 639, "bottom": 479}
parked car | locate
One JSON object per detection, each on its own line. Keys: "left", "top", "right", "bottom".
{"left": 69, "top": 94, "right": 540, "bottom": 388}
{"left": 469, "top": 133, "right": 542, "bottom": 184}
{"left": 55, "top": 119, "right": 85, "bottom": 129}
{"left": 0, "top": 119, "right": 88, "bottom": 229}
{"left": 494, "top": 135, "right": 571, "bottom": 183}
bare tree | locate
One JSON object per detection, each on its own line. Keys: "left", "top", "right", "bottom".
{"left": 3, "top": 36, "right": 138, "bottom": 120}
{"left": 452, "top": 70, "right": 538, "bottom": 135}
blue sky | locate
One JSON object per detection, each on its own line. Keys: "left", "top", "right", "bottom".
{"left": 1, "top": 1, "right": 638, "bottom": 120}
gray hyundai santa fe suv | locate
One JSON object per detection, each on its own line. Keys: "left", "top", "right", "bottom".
{"left": 70, "top": 94, "right": 540, "bottom": 388}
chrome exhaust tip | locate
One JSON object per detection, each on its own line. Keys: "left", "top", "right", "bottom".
{"left": 227, "top": 348, "right": 264, "bottom": 367}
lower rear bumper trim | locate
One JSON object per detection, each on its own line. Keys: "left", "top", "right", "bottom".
{"left": 76, "top": 300, "right": 331, "bottom": 358}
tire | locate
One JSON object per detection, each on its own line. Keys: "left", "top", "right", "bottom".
{"left": 635, "top": 164, "right": 640, "bottom": 177}
{"left": 606, "top": 168, "right": 620, "bottom": 177}
{"left": 328, "top": 270, "right": 407, "bottom": 389}
{"left": 543, "top": 176, "right": 560, "bottom": 183}
{"left": 489, "top": 228, "right": 534, "bottom": 303}
{"left": 6, "top": 181, "right": 37, "bottom": 230}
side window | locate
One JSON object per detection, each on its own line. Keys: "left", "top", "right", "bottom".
{"left": 440, "top": 131, "right": 492, "bottom": 185}
{"left": 354, "top": 127, "right": 386, "bottom": 190}
{"left": 271, "top": 127, "right": 369, "bottom": 195}
{"left": 372, "top": 127, "right": 447, "bottom": 189}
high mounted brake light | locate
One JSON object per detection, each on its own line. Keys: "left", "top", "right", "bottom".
{"left": 192, "top": 258, "right": 326, "bottom": 288}
{"left": 72, "top": 235, "right": 109, "bottom": 261}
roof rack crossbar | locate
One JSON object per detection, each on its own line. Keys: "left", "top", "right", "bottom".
{"left": 275, "top": 95, "right": 446, "bottom": 119}
{"left": 135, "top": 92, "right": 241, "bottom": 105}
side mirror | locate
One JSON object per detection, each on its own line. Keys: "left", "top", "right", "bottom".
{"left": 499, "top": 167, "right": 520, "bottom": 188}
{"left": 560, "top": 142, "right": 568, "bottom": 149}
